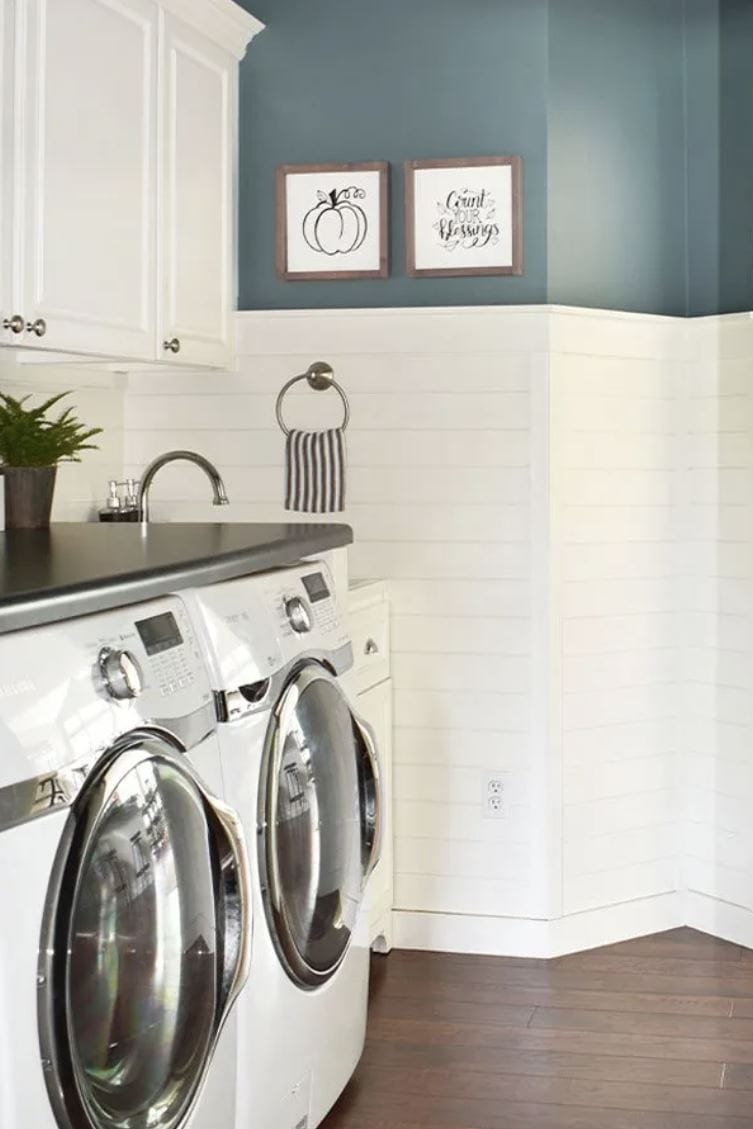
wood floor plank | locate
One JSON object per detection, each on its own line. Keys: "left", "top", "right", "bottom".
{"left": 529, "top": 1005, "right": 753, "bottom": 1042}
{"left": 597, "top": 928, "right": 744, "bottom": 962}
{"left": 368, "top": 1014, "right": 753, "bottom": 1065}
{"left": 350, "top": 1062, "right": 753, "bottom": 1118}
{"left": 363, "top": 1037, "right": 724, "bottom": 1088}
{"left": 383, "top": 952, "right": 753, "bottom": 1000}
{"left": 376, "top": 975, "right": 737, "bottom": 1017}
{"left": 322, "top": 929, "right": 753, "bottom": 1129}
{"left": 325, "top": 1083, "right": 753, "bottom": 1129}
{"left": 550, "top": 953, "right": 753, "bottom": 980}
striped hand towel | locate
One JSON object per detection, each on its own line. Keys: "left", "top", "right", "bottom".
{"left": 285, "top": 428, "right": 346, "bottom": 513}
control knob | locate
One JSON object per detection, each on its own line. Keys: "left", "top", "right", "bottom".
{"left": 284, "top": 596, "right": 312, "bottom": 634}
{"left": 98, "top": 647, "right": 143, "bottom": 700}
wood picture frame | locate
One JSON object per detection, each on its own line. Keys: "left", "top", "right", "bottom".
{"left": 405, "top": 156, "right": 523, "bottom": 278}
{"left": 276, "top": 161, "right": 390, "bottom": 281}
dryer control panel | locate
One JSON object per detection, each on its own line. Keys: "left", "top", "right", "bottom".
{"left": 271, "top": 563, "right": 350, "bottom": 657}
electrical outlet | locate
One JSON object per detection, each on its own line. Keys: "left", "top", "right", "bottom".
{"left": 482, "top": 772, "right": 508, "bottom": 819}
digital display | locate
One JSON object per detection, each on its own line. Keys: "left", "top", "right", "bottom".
{"left": 135, "top": 611, "right": 183, "bottom": 656}
{"left": 302, "top": 572, "right": 330, "bottom": 604}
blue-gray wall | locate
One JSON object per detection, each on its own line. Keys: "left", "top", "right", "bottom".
{"left": 718, "top": 0, "right": 753, "bottom": 314}
{"left": 238, "top": 0, "right": 549, "bottom": 310}
{"left": 238, "top": 0, "right": 748, "bottom": 316}
{"left": 547, "top": 0, "right": 689, "bottom": 317}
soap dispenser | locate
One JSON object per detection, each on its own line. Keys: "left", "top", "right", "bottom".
{"left": 98, "top": 479, "right": 139, "bottom": 522}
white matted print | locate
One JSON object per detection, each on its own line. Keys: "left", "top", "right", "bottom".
{"left": 405, "top": 157, "right": 523, "bottom": 277}
{"left": 277, "top": 162, "right": 389, "bottom": 280}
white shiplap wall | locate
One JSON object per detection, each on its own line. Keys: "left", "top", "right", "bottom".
{"left": 124, "top": 308, "right": 557, "bottom": 931}
{"left": 120, "top": 305, "right": 753, "bottom": 955}
{"left": 548, "top": 310, "right": 682, "bottom": 918}
{"left": 682, "top": 316, "right": 753, "bottom": 944}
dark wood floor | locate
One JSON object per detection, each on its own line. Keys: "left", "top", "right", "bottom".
{"left": 322, "top": 927, "right": 753, "bottom": 1129}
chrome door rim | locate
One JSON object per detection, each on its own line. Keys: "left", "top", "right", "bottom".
{"left": 37, "top": 727, "right": 250, "bottom": 1129}
{"left": 258, "top": 664, "right": 362, "bottom": 989}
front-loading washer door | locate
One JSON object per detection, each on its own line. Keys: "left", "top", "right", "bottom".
{"left": 38, "top": 728, "right": 252, "bottom": 1129}
{"left": 259, "top": 663, "right": 382, "bottom": 989}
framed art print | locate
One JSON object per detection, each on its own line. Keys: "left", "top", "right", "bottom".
{"left": 276, "top": 161, "right": 389, "bottom": 281}
{"left": 405, "top": 156, "right": 523, "bottom": 278}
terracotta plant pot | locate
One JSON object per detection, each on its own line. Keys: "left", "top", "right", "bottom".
{"left": 3, "top": 465, "right": 57, "bottom": 529}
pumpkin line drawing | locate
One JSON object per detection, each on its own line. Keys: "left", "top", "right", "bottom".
{"left": 302, "top": 186, "right": 369, "bottom": 257}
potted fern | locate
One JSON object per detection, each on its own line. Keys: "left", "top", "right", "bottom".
{"left": 0, "top": 392, "right": 102, "bottom": 529}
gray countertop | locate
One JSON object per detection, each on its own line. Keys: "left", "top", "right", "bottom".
{"left": 0, "top": 521, "right": 353, "bottom": 634}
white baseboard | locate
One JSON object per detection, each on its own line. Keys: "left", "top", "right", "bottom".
{"left": 685, "top": 891, "right": 753, "bottom": 951}
{"left": 393, "top": 893, "right": 684, "bottom": 958}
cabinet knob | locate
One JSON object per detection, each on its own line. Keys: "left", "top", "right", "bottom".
{"left": 2, "top": 314, "right": 24, "bottom": 334}
{"left": 163, "top": 337, "right": 181, "bottom": 354}
{"left": 364, "top": 638, "right": 380, "bottom": 656}
{"left": 26, "top": 318, "right": 47, "bottom": 338}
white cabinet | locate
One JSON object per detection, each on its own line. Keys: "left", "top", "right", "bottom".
{"left": 349, "top": 580, "right": 393, "bottom": 952}
{"left": 17, "top": 0, "right": 158, "bottom": 359}
{"left": 0, "top": 0, "right": 12, "bottom": 341}
{"left": 0, "top": 0, "right": 260, "bottom": 366}
{"left": 160, "top": 14, "right": 233, "bottom": 367}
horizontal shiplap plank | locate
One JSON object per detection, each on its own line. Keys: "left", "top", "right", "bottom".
{"left": 562, "top": 468, "right": 676, "bottom": 507}
{"left": 126, "top": 427, "right": 530, "bottom": 469}
{"left": 564, "top": 648, "right": 679, "bottom": 692}
{"left": 123, "top": 462, "right": 530, "bottom": 506}
{"left": 394, "top": 800, "right": 534, "bottom": 842}
{"left": 394, "top": 763, "right": 527, "bottom": 805}
{"left": 395, "top": 836, "right": 529, "bottom": 880}
{"left": 564, "top": 755, "right": 675, "bottom": 805}
{"left": 562, "top": 506, "right": 676, "bottom": 544}
{"left": 563, "top": 613, "right": 680, "bottom": 655}
{"left": 563, "top": 790, "right": 675, "bottom": 838}
{"left": 125, "top": 391, "right": 531, "bottom": 432}
{"left": 387, "top": 579, "right": 530, "bottom": 617}
{"left": 393, "top": 728, "right": 529, "bottom": 770}
{"left": 563, "top": 685, "right": 680, "bottom": 731}
{"left": 393, "top": 688, "right": 529, "bottom": 733}
{"left": 392, "top": 653, "right": 530, "bottom": 694}
{"left": 349, "top": 541, "right": 530, "bottom": 581}
{"left": 395, "top": 872, "right": 538, "bottom": 918}
{"left": 564, "top": 858, "right": 677, "bottom": 915}
{"left": 564, "top": 824, "right": 677, "bottom": 877}
{"left": 392, "top": 616, "right": 530, "bottom": 656}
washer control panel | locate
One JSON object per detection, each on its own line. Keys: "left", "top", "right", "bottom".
{"left": 92, "top": 598, "right": 212, "bottom": 717}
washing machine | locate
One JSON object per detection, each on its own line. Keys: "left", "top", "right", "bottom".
{"left": 183, "top": 561, "right": 382, "bottom": 1129}
{"left": 0, "top": 594, "right": 251, "bottom": 1129}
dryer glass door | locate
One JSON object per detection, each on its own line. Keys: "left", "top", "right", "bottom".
{"left": 39, "top": 730, "right": 251, "bottom": 1129}
{"left": 262, "top": 664, "right": 365, "bottom": 987}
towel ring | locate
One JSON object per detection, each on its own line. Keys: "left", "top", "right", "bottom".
{"left": 275, "top": 362, "right": 350, "bottom": 437}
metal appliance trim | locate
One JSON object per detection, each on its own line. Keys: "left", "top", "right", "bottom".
{"left": 0, "top": 703, "right": 217, "bottom": 834}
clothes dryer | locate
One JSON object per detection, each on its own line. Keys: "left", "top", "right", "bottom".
{"left": 184, "top": 562, "right": 381, "bottom": 1129}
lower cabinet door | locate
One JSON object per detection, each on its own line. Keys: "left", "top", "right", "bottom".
{"left": 159, "top": 13, "right": 234, "bottom": 368}
{"left": 357, "top": 677, "right": 394, "bottom": 947}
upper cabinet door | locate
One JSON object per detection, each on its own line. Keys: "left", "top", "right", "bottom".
{"left": 160, "top": 15, "right": 233, "bottom": 368}
{"left": 18, "top": 0, "right": 158, "bottom": 358}
{"left": 0, "top": 0, "right": 13, "bottom": 344}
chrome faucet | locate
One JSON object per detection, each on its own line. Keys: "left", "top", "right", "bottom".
{"left": 137, "top": 450, "right": 229, "bottom": 522}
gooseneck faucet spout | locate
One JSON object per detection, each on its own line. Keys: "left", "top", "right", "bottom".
{"left": 137, "top": 450, "right": 229, "bottom": 522}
